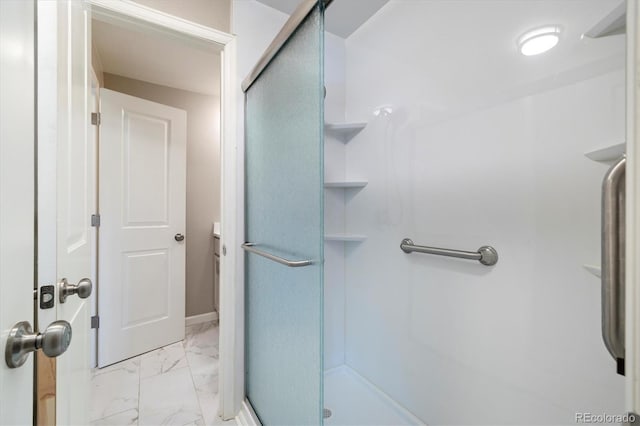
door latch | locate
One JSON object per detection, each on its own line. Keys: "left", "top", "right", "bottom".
{"left": 40, "top": 285, "right": 55, "bottom": 309}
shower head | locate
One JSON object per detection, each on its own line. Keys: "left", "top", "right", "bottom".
{"left": 373, "top": 105, "right": 394, "bottom": 117}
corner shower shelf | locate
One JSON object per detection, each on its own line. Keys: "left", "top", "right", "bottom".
{"left": 584, "top": 142, "right": 625, "bottom": 162}
{"left": 324, "top": 234, "right": 367, "bottom": 242}
{"left": 583, "top": 2, "right": 626, "bottom": 39}
{"left": 583, "top": 264, "right": 601, "bottom": 278}
{"left": 324, "top": 181, "right": 368, "bottom": 189}
{"left": 325, "top": 122, "right": 367, "bottom": 142}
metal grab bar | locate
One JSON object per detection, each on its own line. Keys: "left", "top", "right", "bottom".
{"left": 242, "top": 242, "right": 313, "bottom": 268}
{"left": 400, "top": 238, "right": 498, "bottom": 266}
{"left": 601, "top": 155, "right": 626, "bottom": 367}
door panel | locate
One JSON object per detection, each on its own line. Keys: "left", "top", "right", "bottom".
{"left": 244, "top": 4, "right": 325, "bottom": 425}
{"left": 122, "top": 250, "right": 170, "bottom": 327}
{"left": 0, "top": 1, "right": 35, "bottom": 424}
{"left": 123, "top": 113, "right": 171, "bottom": 224}
{"left": 55, "top": 1, "right": 94, "bottom": 425}
{"left": 99, "top": 89, "right": 186, "bottom": 367}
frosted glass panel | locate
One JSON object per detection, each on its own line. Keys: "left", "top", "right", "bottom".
{"left": 244, "top": 5, "right": 324, "bottom": 426}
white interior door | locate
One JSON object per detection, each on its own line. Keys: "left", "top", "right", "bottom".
{"left": 52, "top": 1, "right": 94, "bottom": 425}
{"left": 0, "top": 0, "right": 36, "bottom": 424}
{"left": 98, "top": 88, "right": 187, "bottom": 367}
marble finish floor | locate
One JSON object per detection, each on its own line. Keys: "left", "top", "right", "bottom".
{"left": 91, "top": 321, "right": 235, "bottom": 426}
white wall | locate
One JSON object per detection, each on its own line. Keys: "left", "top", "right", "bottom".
{"left": 233, "top": 1, "right": 288, "bottom": 82}
{"left": 132, "top": 0, "right": 231, "bottom": 33}
{"left": 341, "top": 1, "right": 626, "bottom": 424}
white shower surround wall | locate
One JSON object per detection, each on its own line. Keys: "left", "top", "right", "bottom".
{"left": 324, "top": 28, "right": 348, "bottom": 370}
{"left": 342, "top": 1, "right": 626, "bottom": 424}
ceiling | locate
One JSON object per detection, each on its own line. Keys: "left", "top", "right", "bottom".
{"left": 344, "top": 0, "right": 625, "bottom": 125}
{"left": 92, "top": 19, "right": 221, "bottom": 96}
{"left": 256, "top": 0, "right": 389, "bottom": 38}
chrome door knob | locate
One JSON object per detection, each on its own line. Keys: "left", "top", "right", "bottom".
{"left": 175, "top": 233, "right": 185, "bottom": 242}
{"left": 59, "top": 277, "right": 92, "bottom": 303}
{"left": 5, "top": 320, "right": 72, "bottom": 368}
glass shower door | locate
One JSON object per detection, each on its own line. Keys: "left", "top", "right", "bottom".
{"left": 243, "top": 3, "right": 324, "bottom": 425}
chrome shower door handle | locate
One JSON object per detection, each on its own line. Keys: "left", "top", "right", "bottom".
{"left": 601, "top": 155, "right": 626, "bottom": 368}
{"left": 241, "top": 242, "right": 313, "bottom": 267}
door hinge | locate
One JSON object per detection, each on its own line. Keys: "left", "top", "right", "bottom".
{"left": 91, "top": 112, "right": 101, "bottom": 126}
{"left": 91, "top": 315, "right": 100, "bottom": 329}
{"left": 91, "top": 214, "right": 100, "bottom": 227}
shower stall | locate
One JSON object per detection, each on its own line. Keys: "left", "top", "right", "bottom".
{"left": 240, "top": 0, "right": 628, "bottom": 424}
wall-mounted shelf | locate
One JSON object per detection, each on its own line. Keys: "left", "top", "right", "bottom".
{"left": 324, "top": 234, "right": 367, "bottom": 242}
{"left": 583, "top": 1, "right": 625, "bottom": 39}
{"left": 324, "top": 181, "right": 368, "bottom": 189}
{"left": 584, "top": 142, "right": 625, "bottom": 162}
{"left": 325, "top": 122, "right": 367, "bottom": 142}
{"left": 583, "top": 264, "right": 601, "bottom": 278}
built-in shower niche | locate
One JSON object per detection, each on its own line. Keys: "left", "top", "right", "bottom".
{"left": 323, "top": 121, "right": 368, "bottom": 243}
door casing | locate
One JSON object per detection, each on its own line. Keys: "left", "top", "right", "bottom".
{"left": 85, "top": 0, "right": 241, "bottom": 420}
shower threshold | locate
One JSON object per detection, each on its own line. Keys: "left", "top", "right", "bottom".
{"left": 323, "top": 366, "right": 424, "bottom": 426}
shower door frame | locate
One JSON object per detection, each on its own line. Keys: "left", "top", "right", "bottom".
{"left": 236, "top": 1, "right": 330, "bottom": 424}
{"left": 627, "top": 0, "right": 640, "bottom": 414}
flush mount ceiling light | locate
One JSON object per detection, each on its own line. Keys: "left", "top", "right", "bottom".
{"left": 518, "top": 26, "right": 561, "bottom": 56}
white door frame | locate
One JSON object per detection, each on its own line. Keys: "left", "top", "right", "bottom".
{"left": 626, "top": 0, "right": 640, "bottom": 414}
{"left": 85, "top": 0, "right": 241, "bottom": 419}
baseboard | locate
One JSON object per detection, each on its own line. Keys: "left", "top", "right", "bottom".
{"left": 236, "top": 399, "right": 261, "bottom": 426}
{"left": 185, "top": 311, "right": 218, "bottom": 327}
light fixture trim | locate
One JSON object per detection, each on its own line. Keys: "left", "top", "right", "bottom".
{"left": 518, "top": 25, "right": 562, "bottom": 56}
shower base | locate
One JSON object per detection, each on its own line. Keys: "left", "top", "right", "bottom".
{"left": 323, "top": 366, "right": 424, "bottom": 426}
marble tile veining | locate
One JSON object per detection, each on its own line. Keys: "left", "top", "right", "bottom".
{"left": 140, "top": 341, "right": 188, "bottom": 379}
{"left": 184, "top": 328, "right": 219, "bottom": 376}
{"left": 139, "top": 367, "right": 202, "bottom": 426}
{"left": 184, "top": 324, "right": 219, "bottom": 357}
{"left": 93, "top": 356, "right": 141, "bottom": 378}
{"left": 91, "top": 366, "right": 139, "bottom": 421}
{"left": 91, "top": 409, "right": 139, "bottom": 426}
{"left": 91, "top": 321, "right": 234, "bottom": 426}
{"left": 191, "top": 367, "right": 218, "bottom": 396}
